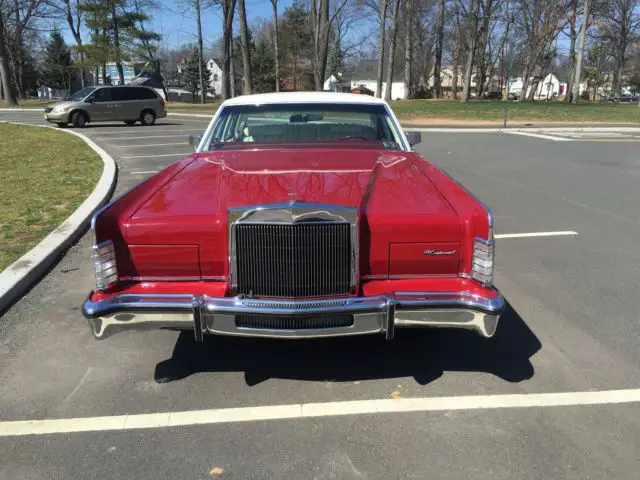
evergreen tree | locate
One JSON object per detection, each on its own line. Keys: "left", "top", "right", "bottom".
{"left": 184, "top": 49, "right": 207, "bottom": 102}
{"left": 41, "top": 32, "right": 75, "bottom": 92}
{"left": 252, "top": 39, "right": 276, "bottom": 93}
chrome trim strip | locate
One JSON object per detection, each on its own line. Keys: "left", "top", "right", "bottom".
{"left": 228, "top": 202, "right": 359, "bottom": 294}
{"left": 362, "top": 274, "right": 461, "bottom": 280}
{"left": 119, "top": 276, "right": 228, "bottom": 282}
{"left": 83, "top": 290, "right": 505, "bottom": 340}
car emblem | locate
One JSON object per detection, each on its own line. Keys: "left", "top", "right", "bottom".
{"left": 423, "top": 249, "right": 456, "bottom": 256}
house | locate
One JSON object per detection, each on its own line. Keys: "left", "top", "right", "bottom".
{"left": 350, "top": 59, "right": 406, "bottom": 100}
{"left": 323, "top": 70, "right": 353, "bottom": 92}
{"left": 206, "top": 58, "right": 243, "bottom": 97}
{"left": 509, "top": 73, "right": 587, "bottom": 100}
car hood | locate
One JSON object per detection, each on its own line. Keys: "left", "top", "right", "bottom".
{"left": 124, "top": 148, "right": 464, "bottom": 278}
{"left": 129, "top": 148, "right": 457, "bottom": 222}
{"left": 46, "top": 101, "right": 75, "bottom": 110}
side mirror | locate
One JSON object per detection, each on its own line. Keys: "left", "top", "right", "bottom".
{"left": 405, "top": 131, "right": 422, "bottom": 147}
{"left": 85, "top": 97, "right": 94, "bottom": 103}
{"left": 189, "top": 134, "right": 203, "bottom": 150}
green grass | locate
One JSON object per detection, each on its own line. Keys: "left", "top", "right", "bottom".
{"left": 0, "top": 124, "right": 102, "bottom": 271}
{"left": 168, "top": 98, "right": 640, "bottom": 123}
{"left": 390, "top": 100, "right": 640, "bottom": 123}
{"left": 0, "top": 98, "right": 49, "bottom": 108}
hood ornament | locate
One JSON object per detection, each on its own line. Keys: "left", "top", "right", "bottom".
{"left": 423, "top": 249, "right": 456, "bottom": 256}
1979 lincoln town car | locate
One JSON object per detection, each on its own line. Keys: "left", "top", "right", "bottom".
{"left": 83, "top": 92, "right": 505, "bottom": 340}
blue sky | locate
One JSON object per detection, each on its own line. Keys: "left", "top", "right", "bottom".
{"left": 60, "top": 0, "right": 295, "bottom": 49}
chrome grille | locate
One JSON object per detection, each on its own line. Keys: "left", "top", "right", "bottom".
{"left": 236, "top": 314, "right": 353, "bottom": 330}
{"left": 235, "top": 223, "right": 351, "bottom": 297}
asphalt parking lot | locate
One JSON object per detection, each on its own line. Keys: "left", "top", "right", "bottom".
{"left": 1, "top": 111, "right": 640, "bottom": 479}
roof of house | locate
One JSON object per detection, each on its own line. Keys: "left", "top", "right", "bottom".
{"left": 221, "top": 91, "right": 388, "bottom": 107}
{"left": 352, "top": 59, "right": 402, "bottom": 83}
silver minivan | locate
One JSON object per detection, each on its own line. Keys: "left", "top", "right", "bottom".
{"left": 44, "top": 85, "right": 167, "bottom": 128}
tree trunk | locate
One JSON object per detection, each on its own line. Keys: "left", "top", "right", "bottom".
{"left": 565, "top": 0, "right": 577, "bottom": 102}
{"left": 376, "top": 0, "right": 388, "bottom": 98}
{"left": 451, "top": 21, "right": 459, "bottom": 99}
{"left": 311, "top": 0, "right": 331, "bottom": 91}
{"left": 461, "top": 0, "right": 478, "bottom": 102}
{"left": 110, "top": 3, "right": 125, "bottom": 85}
{"left": 221, "top": 0, "right": 237, "bottom": 100}
{"left": 384, "top": 0, "right": 401, "bottom": 101}
{"left": 195, "top": 0, "right": 206, "bottom": 102}
{"left": 238, "top": 0, "right": 253, "bottom": 94}
{"left": 0, "top": 10, "right": 17, "bottom": 106}
{"left": 271, "top": 0, "right": 280, "bottom": 92}
{"left": 572, "top": 0, "right": 589, "bottom": 103}
{"left": 433, "top": 0, "right": 445, "bottom": 98}
{"left": 230, "top": 24, "right": 236, "bottom": 97}
{"left": 519, "top": 63, "right": 531, "bottom": 102}
{"left": 403, "top": 0, "right": 413, "bottom": 99}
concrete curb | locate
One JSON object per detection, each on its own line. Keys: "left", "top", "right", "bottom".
{"left": 0, "top": 122, "right": 117, "bottom": 312}
{"left": 0, "top": 108, "right": 42, "bottom": 112}
{"left": 167, "top": 112, "right": 213, "bottom": 119}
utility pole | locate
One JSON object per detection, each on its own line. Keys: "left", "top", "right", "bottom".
{"left": 572, "top": 0, "right": 589, "bottom": 104}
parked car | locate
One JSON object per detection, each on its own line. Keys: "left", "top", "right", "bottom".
{"left": 83, "top": 92, "right": 504, "bottom": 341}
{"left": 43, "top": 85, "right": 167, "bottom": 128}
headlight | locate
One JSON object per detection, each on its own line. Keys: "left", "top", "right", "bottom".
{"left": 471, "top": 237, "right": 494, "bottom": 286}
{"left": 53, "top": 106, "right": 69, "bottom": 113}
{"left": 92, "top": 240, "right": 118, "bottom": 290}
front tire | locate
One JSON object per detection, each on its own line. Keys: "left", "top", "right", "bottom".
{"left": 71, "top": 111, "right": 88, "bottom": 128}
{"left": 140, "top": 110, "right": 156, "bottom": 126}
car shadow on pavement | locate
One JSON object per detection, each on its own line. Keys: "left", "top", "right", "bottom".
{"left": 154, "top": 301, "right": 540, "bottom": 386}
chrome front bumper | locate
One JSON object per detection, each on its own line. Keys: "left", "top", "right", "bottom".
{"left": 82, "top": 291, "right": 505, "bottom": 340}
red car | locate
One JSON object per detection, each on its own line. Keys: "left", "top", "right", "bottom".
{"left": 83, "top": 93, "right": 504, "bottom": 341}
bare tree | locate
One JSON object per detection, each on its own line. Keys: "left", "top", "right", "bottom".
{"left": 572, "top": 0, "right": 589, "bottom": 102}
{"left": 516, "top": 0, "right": 568, "bottom": 102}
{"left": 219, "top": 0, "right": 236, "bottom": 99}
{"left": 238, "top": 0, "right": 252, "bottom": 94}
{"left": 269, "top": 0, "right": 280, "bottom": 92}
{"left": 461, "top": 0, "right": 479, "bottom": 101}
{"left": 451, "top": 10, "right": 461, "bottom": 98}
{"left": 0, "top": 6, "right": 17, "bottom": 105}
{"left": 194, "top": 0, "right": 206, "bottom": 102}
{"left": 601, "top": 0, "right": 640, "bottom": 95}
{"left": 404, "top": 0, "right": 413, "bottom": 98}
{"left": 384, "top": 0, "right": 401, "bottom": 101}
{"left": 433, "top": 0, "right": 446, "bottom": 98}
{"left": 376, "top": 0, "right": 388, "bottom": 97}
{"left": 52, "top": 0, "right": 86, "bottom": 87}
{"left": 310, "top": 0, "right": 349, "bottom": 91}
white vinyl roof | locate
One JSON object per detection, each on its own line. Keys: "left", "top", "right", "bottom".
{"left": 221, "top": 92, "right": 388, "bottom": 107}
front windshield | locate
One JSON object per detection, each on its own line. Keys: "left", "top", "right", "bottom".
{"left": 204, "top": 103, "right": 405, "bottom": 151}
{"left": 67, "top": 87, "right": 96, "bottom": 101}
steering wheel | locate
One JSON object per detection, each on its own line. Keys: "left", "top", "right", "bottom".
{"left": 339, "top": 135, "right": 369, "bottom": 141}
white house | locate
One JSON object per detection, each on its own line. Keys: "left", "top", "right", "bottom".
{"left": 350, "top": 59, "right": 406, "bottom": 100}
{"left": 509, "top": 73, "right": 587, "bottom": 99}
{"left": 206, "top": 58, "right": 224, "bottom": 96}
